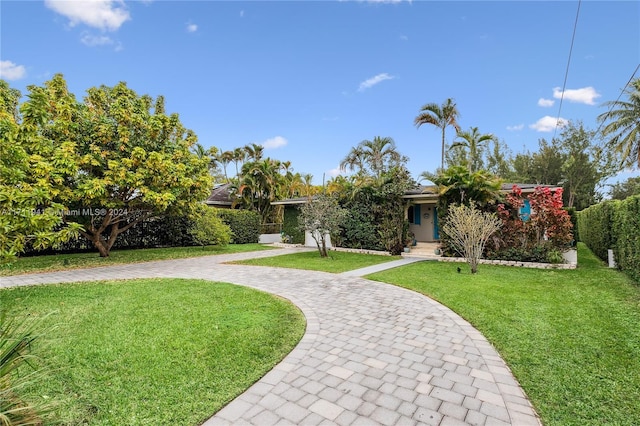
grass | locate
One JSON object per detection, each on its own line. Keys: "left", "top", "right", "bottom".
{"left": 232, "top": 249, "right": 400, "bottom": 273}
{"left": 366, "top": 243, "right": 640, "bottom": 426}
{"left": 0, "top": 278, "right": 305, "bottom": 425}
{"left": 0, "top": 244, "right": 272, "bottom": 277}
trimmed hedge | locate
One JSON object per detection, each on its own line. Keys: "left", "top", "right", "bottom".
{"left": 214, "top": 208, "right": 261, "bottom": 244}
{"left": 577, "top": 200, "right": 619, "bottom": 262}
{"left": 282, "top": 207, "right": 304, "bottom": 244}
{"left": 578, "top": 195, "right": 640, "bottom": 283}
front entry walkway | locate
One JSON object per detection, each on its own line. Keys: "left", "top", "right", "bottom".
{"left": 0, "top": 248, "right": 540, "bottom": 425}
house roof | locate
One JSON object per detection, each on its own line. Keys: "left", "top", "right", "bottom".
{"left": 271, "top": 183, "right": 562, "bottom": 206}
{"left": 205, "top": 183, "right": 234, "bottom": 207}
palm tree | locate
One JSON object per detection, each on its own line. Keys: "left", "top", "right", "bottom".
{"left": 340, "top": 145, "right": 366, "bottom": 175}
{"left": 244, "top": 143, "right": 264, "bottom": 161}
{"left": 597, "top": 78, "right": 640, "bottom": 169}
{"left": 341, "top": 136, "right": 404, "bottom": 179}
{"left": 451, "top": 127, "right": 497, "bottom": 172}
{"left": 414, "top": 98, "right": 461, "bottom": 170}
{"left": 232, "top": 147, "right": 246, "bottom": 178}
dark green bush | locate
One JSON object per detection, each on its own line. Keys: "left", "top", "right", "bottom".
{"left": 577, "top": 200, "right": 619, "bottom": 261}
{"left": 282, "top": 207, "right": 304, "bottom": 244}
{"left": 486, "top": 245, "right": 551, "bottom": 263}
{"left": 215, "top": 208, "right": 261, "bottom": 244}
{"left": 578, "top": 195, "right": 640, "bottom": 283}
{"left": 612, "top": 195, "right": 640, "bottom": 282}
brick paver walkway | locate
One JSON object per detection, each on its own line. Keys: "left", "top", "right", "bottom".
{"left": 0, "top": 248, "right": 541, "bottom": 425}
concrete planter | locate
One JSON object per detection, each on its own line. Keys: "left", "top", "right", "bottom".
{"left": 562, "top": 248, "right": 577, "bottom": 265}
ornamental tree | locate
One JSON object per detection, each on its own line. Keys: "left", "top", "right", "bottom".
{"left": 298, "top": 194, "right": 347, "bottom": 257}
{"left": 15, "top": 74, "right": 212, "bottom": 257}
{"left": 441, "top": 204, "right": 502, "bottom": 274}
{"left": 0, "top": 79, "right": 81, "bottom": 262}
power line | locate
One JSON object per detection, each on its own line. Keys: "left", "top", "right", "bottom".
{"left": 553, "top": 0, "right": 581, "bottom": 140}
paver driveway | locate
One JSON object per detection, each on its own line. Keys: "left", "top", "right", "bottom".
{"left": 0, "top": 248, "right": 541, "bottom": 426}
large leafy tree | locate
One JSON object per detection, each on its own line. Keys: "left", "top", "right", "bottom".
{"left": 510, "top": 122, "right": 606, "bottom": 209}
{"left": 0, "top": 79, "right": 82, "bottom": 261}
{"left": 597, "top": 77, "right": 640, "bottom": 170}
{"left": 16, "top": 74, "right": 212, "bottom": 257}
{"left": 608, "top": 176, "right": 640, "bottom": 200}
{"left": 414, "top": 98, "right": 461, "bottom": 170}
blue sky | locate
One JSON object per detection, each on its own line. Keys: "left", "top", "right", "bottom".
{"left": 1, "top": 1, "right": 639, "bottom": 187}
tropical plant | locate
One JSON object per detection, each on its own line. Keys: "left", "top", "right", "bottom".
{"left": 597, "top": 77, "right": 640, "bottom": 170}
{"left": 450, "top": 127, "right": 497, "bottom": 172}
{"left": 414, "top": 98, "right": 461, "bottom": 170}
{"left": 421, "top": 166, "right": 503, "bottom": 211}
{"left": 441, "top": 204, "right": 502, "bottom": 273}
{"left": 0, "top": 310, "right": 48, "bottom": 425}
{"left": 340, "top": 136, "right": 405, "bottom": 180}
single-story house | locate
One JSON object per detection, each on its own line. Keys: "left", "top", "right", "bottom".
{"left": 273, "top": 183, "right": 560, "bottom": 246}
{"left": 404, "top": 183, "right": 559, "bottom": 243}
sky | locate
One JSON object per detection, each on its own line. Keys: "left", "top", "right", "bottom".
{"left": 1, "top": 0, "right": 639, "bottom": 189}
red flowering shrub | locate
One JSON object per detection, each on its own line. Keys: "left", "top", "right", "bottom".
{"left": 488, "top": 185, "right": 573, "bottom": 261}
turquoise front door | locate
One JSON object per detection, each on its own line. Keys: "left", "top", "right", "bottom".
{"left": 433, "top": 207, "right": 439, "bottom": 240}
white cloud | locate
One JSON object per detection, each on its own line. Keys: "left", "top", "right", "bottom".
{"left": 358, "top": 73, "right": 395, "bottom": 91}
{"left": 529, "top": 116, "right": 568, "bottom": 132}
{"left": 326, "top": 167, "right": 342, "bottom": 178}
{"left": 45, "top": 0, "right": 130, "bottom": 31}
{"left": 552, "top": 86, "right": 600, "bottom": 105}
{"left": 81, "top": 33, "right": 113, "bottom": 46}
{"left": 506, "top": 124, "right": 524, "bottom": 131}
{"left": 0, "top": 60, "right": 26, "bottom": 80}
{"left": 399, "top": 34, "right": 408, "bottom": 41}
{"left": 538, "top": 98, "right": 554, "bottom": 107}
{"left": 186, "top": 23, "right": 198, "bottom": 33}
{"left": 262, "top": 136, "right": 288, "bottom": 149}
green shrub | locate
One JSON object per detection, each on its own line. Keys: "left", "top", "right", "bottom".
{"left": 612, "top": 195, "right": 640, "bottom": 282}
{"left": 282, "top": 207, "right": 304, "bottom": 244}
{"left": 577, "top": 200, "right": 619, "bottom": 261}
{"left": 214, "top": 209, "right": 261, "bottom": 244}
{"left": 189, "top": 208, "right": 231, "bottom": 247}
{"left": 486, "top": 245, "right": 551, "bottom": 263}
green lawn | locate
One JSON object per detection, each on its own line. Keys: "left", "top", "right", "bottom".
{"left": 232, "top": 249, "right": 400, "bottom": 273}
{"left": 0, "top": 278, "right": 305, "bottom": 426}
{"left": 0, "top": 244, "right": 272, "bottom": 276}
{"left": 367, "top": 244, "right": 640, "bottom": 426}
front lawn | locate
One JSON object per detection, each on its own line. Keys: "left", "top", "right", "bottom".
{"left": 367, "top": 243, "right": 640, "bottom": 426}
{"left": 232, "top": 249, "right": 399, "bottom": 273}
{"left": 0, "top": 244, "right": 272, "bottom": 276}
{"left": 0, "top": 278, "right": 305, "bottom": 425}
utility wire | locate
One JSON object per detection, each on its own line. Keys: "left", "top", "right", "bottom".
{"left": 553, "top": 0, "right": 582, "bottom": 140}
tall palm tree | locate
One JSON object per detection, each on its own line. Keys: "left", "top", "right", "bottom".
{"left": 597, "top": 77, "right": 640, "bottom": 169}
{"left": 341, "top": 136, "right": 403, "bottom": 179}
{"left": 244, "top": 143, "right": 264, "bottom": 161}
{"left": 414, "top": 98, "right": 461, "bottom": 170}
{"left": 451, "top": 127, "right": 497, "bottom": 172}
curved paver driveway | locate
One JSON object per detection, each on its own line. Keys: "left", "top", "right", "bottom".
{"left": 0, "top": 248, "right": 541, "bottom": 426}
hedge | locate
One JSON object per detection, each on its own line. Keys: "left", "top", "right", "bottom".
{"left": 214, "top": 208, "right": 261, "bottom": 244}
{"left": 578, "top": 195, "right": 640, "bottom": 283}
{"left": 282, "top": 207, "right": 305, "bottom": 244}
